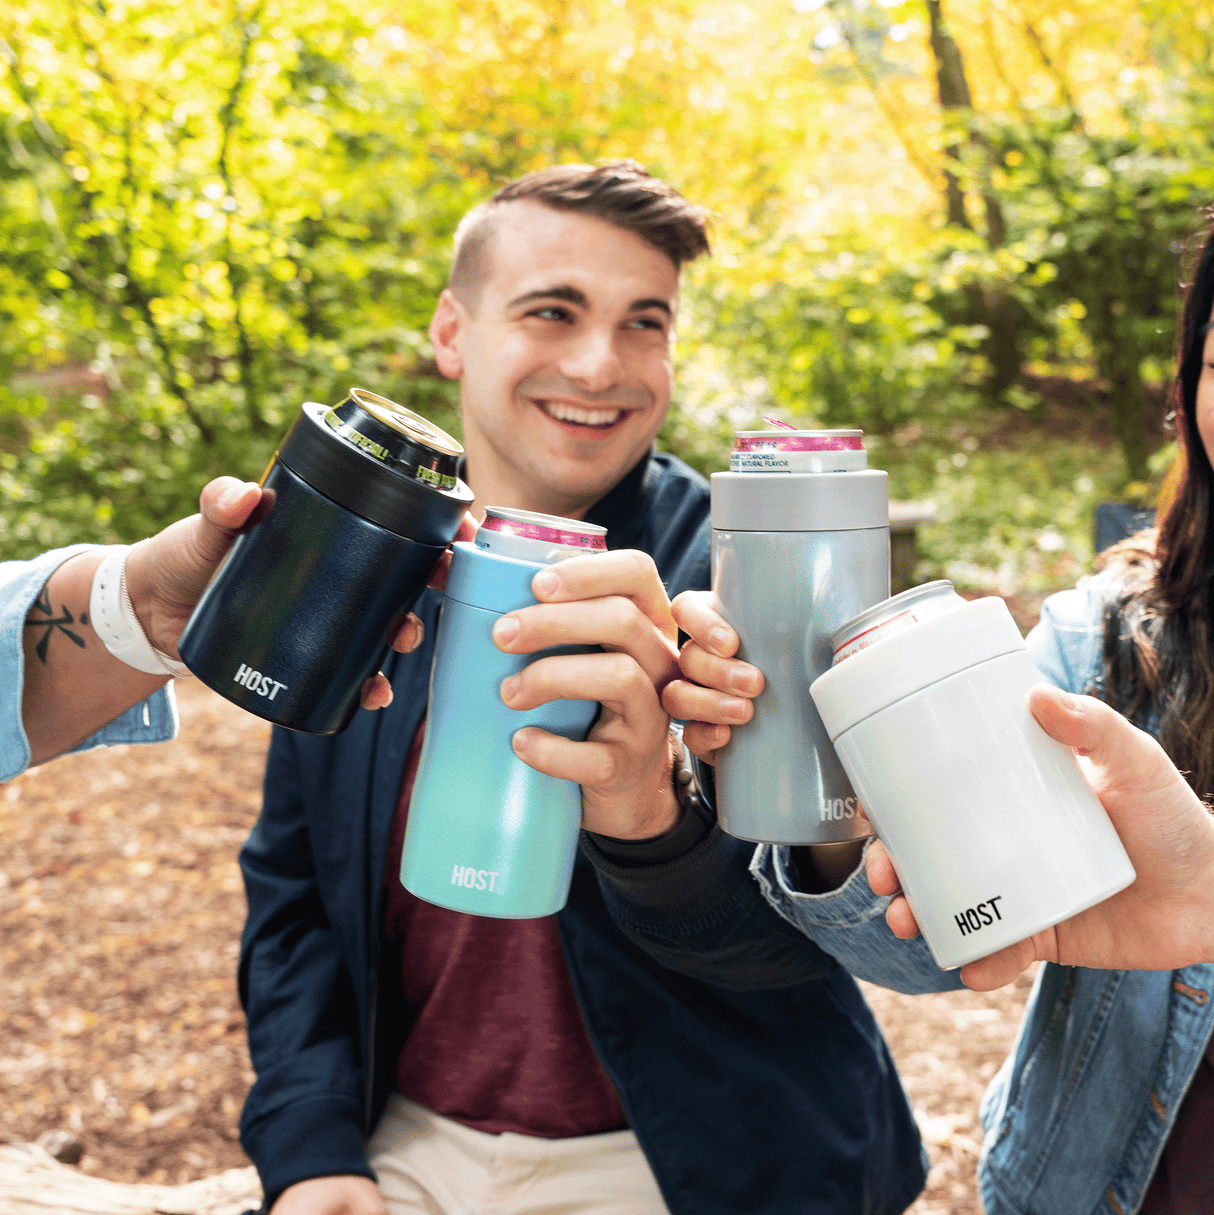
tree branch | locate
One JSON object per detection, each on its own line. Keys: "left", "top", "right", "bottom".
{"left": 217, "top": 0, "right": 269, "bottom": 435}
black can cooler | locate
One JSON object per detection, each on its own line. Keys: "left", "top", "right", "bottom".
{"left": 178, "top": 388, "right": 474, "bottom": 734}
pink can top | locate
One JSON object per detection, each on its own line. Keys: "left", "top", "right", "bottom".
{"left": 479, "top": 508, "right": 607, "bottom": 551}
{"left": 732, "top": 430, "right": 864, "bottom": 453}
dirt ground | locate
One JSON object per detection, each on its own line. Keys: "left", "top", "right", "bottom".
{"left": 0, "top": 603, "right": 1046, "bottom": 1211}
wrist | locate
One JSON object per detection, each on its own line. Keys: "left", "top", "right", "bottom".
{"left": 122, "top": 540, "right": 172, "bottom": 654}
{"left": 586, "top": 731, "right": 716, "bottom": 867}
{"left": 90, "top": 545, "right": 191, "bottom": 678}
{"left": 625, "top": 733, "right": 686, "bottom": 840}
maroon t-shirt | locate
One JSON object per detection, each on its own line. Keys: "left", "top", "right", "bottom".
{"left": 380, "top": 721, "right": 627, "bottom": 1137}
{"left": 1140, "top": 1035, "right": 1214, "bottom": 1215}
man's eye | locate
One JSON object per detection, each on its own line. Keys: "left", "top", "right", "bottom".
{"left": 529, "top": 306, "right": 573, "bottom": 322}
{"left": 627, "top": 316, "right": 666, "bottom": 332}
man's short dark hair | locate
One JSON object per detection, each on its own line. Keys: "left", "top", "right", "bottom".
{"left": 449, "top": 160, "right": 710, "bottom": 304}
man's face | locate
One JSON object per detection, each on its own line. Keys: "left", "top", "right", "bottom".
{"left": 432, "top": 200, "right": 680, "bottom": 517}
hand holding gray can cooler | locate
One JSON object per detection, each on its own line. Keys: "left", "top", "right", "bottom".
{"left": 711, "top": 428, "right": 889, "bottom": 844}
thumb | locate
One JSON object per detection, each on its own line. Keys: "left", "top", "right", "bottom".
{"left": 1028, "top": 683, "right": 1170, "bottom": 802}
{"left": 124, "top": 478, "right": 263, "bottom": 651}
{"left": 195, "top": 477, "right": 264, "bottom": 565}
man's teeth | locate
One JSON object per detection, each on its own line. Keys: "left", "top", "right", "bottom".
{"left": 540, "top": 401, "right": 622, "bottom": 426}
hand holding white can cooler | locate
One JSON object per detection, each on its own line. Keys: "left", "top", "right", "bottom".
{"left": 808, "top": 585, "right": 1136, "bottom": 970}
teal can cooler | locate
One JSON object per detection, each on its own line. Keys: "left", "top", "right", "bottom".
{"left": 400, "top": 508, "right": 607, "bottom": 918}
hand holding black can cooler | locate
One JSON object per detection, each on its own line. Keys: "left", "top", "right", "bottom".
{"left": 177, "top": 389, "right": 474, "bottom": 734}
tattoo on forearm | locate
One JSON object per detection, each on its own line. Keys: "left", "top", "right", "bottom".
{"left": 24, "top": 586, "right": 89, "bottom": 664}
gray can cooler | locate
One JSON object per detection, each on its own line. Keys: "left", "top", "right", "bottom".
{"left": 711, "top": 470, "right": 889, "bottom": 844}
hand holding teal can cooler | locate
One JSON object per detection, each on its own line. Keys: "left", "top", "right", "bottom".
{"left": 399, "top": 508, "right": 607, "bottom": 919}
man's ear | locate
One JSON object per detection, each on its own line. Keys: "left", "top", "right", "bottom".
{"left": 429, "top": 289, "right": 464, "bottom": 380}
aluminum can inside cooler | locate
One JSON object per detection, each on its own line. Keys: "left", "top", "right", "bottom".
{"left": 475, "top": 507, "right": 607, "bottom": 563}
{"left": 730, "top": 428, "right": 867, "bottom": 474}
{"left": 177, "top": 388, "right": 472, "bottom": 734}
{"left": 830, "top": 580, "right": 966, "bottom": 665}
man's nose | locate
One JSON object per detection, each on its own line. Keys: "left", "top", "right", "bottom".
{"left": 558, "top": 327, "right": 624, "bottom": 394}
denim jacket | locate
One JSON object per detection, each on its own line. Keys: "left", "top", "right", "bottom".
{"left": 756, "top": 574, "right": 1214, "bottom": 1215}
{"left": 1, "top": 545, "right": 177, "bottom": 782}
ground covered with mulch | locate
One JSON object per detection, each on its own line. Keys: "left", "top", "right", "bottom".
{"left": 1, "top": 601, "right": 1047, "bottom": 1210}
{"left": 0, "top": 682, "right": 266, "bottom": 1186}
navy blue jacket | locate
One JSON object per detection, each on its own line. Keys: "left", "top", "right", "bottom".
{"left": 238, "top": 451, "right": 928, "bottom": 1213}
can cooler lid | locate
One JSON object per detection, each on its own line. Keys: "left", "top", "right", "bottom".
{"left": 443, "top": 541, "right": 546, "bottom": 613}
{"left": 278, "top": 403, "right": 474, "bottom": 545}
{"left": 809, "top": 596, "right": 1027, "bottom": 739}
{"left": 710, "top": 469, "right": 888, "bottom": 531}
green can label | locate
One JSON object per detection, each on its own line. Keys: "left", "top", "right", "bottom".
{"left": 324, "top": 408, "right": 390, "bottom": 462}
{"left": 416, "top": 464, "right": 457, "bottom": 490}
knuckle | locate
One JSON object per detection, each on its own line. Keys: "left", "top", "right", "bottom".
{"left": 661, "top": 678, "right": 689, "bottom": 714}
{"left": 606, "top": 650, "right": 637, "bottom": 684}
{"left": 626, "top": 549, "right": 658, "bottom": 581}
{"left": 591, "top": 749, "right": 618, "bottom": 785}
{"left": 606, "top": 595, "right": 638, "bottom": 634}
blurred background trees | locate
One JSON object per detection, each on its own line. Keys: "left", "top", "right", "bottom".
{"left": 2, "top": 0, "right": 1212, "bottom": 591}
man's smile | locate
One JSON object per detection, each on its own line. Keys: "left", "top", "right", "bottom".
{"left": 534, "top": 398, "right": 630, "bottom": 430}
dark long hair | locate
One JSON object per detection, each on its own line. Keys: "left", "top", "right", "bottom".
{"left": 1098, "top": 213, "right": 1214, "bottom": 798}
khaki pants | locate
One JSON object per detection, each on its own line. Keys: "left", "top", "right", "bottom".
{"left": 366, "top": 1094, "right": 671, "bottom": 1215}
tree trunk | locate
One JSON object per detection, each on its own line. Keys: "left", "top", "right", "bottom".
{"left": 927, "top": 0, "right": 971, "bottom": 229}
{"left": 0, "top": 1139, "right": 261, "bottom": 1215}
{"left": 927, "top": 0, "right": 1018, "bottom": 402}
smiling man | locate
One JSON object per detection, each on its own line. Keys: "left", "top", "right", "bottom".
{"left": 237, "top": 163, "right": 930, "bottom": 1215}
{"left": 433, "top": 192, "right": 681, "bottom": 518}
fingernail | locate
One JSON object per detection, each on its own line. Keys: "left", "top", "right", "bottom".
{"left": 708, "top": 626, "right": 732, "bottom": 655}
{"left": 724, "top": 697, "right": 749, "bottom": 722}
{"left": 218, "top": 482, "right": 246, "bottom": 509}
{"left": 511, "top": 729, "right": 528, "bottom": 756}
{"left": 534, "top": 569, "right": 559, "bottom": 597}
{"left": 727, "top": 665, "right": 758, "bottom": 694}
{"left": 494, "top": 616, "right": 519, "bottom": 646}
{"left": 501, "top": 674, "right": 520, "bottom": 703}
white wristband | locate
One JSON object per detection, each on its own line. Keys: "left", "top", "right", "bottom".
{"left": 89, "top": 545, "right": 193, "bottom": 679}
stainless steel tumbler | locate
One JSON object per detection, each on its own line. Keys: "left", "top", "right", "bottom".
{"left": 712, "top": 428, "right": 889, "bottom": 844}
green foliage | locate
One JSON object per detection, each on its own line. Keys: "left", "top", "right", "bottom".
{"left": 0, "top": 0, "right": 1209, "bottom": 599}
{"left": 871, "top": 426, "right": 1126, "bottom": 594}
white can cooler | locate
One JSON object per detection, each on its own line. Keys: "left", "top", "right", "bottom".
{"left": 808, "top": 594, "right": 1136, "bottom": 969}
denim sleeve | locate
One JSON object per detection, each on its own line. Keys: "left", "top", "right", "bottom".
{"left": 1024, "top": 576, "right": 1107, "bottom": 695}
{"left": 750, "top": 842, "right": 964, "bottom": 995}
{"left": 1, "top": 546, "right": 178, "bottom": 782}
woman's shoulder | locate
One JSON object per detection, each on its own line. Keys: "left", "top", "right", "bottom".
{"left": 1027, "top": 562, "right": 1150, "bottom": 695}
{"left": 1036, "top": 567, "right": 1126, "bottom": 631}
{"left": 1037, "top": 534, "right": 1159, "bottom": 632}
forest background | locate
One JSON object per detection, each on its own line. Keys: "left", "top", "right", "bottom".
{"left": 2, "top": 0, "right": 1213, "bottom": 594}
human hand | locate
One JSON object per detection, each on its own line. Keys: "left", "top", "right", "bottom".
{"left": 660, "top": 590, "right": 764, "bottom": 764}
{"left": 492, "top": 549, "right": 683, "bottom": 840}
{"left": 361, "top": 511, "right": 480, "bottom": 710}
{"left": 121, "top": 476, "right": 263, "bottom": 661}
{"left": 867, "top": 684, "right": 1214, "bottom": 989}
{"left": 269, "top": 1174, "right": 387, "bottom": 1215}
